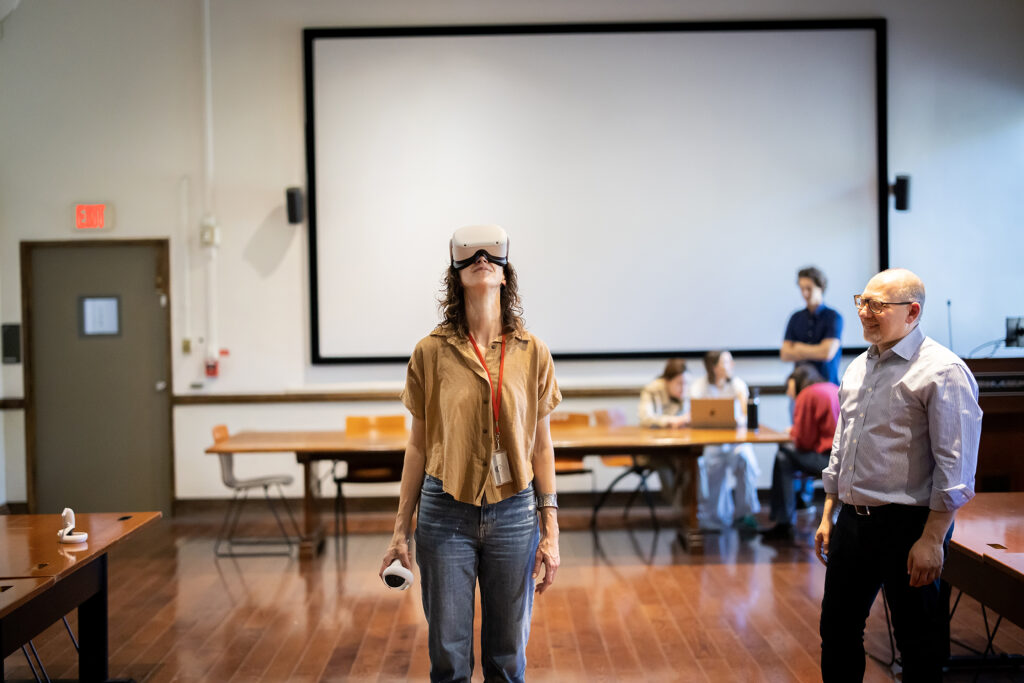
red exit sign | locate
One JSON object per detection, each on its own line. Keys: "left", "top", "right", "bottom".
{"left": 74, "top": 203, "right": 113, "bottom": 230}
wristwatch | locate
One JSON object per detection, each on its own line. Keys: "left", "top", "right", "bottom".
{"left": 536, "top": 492, "right": 558, "bottom": 509}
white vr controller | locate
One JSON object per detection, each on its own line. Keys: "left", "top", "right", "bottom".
{"left": 382, "top": 559, "right": 414, "bottom": 591}
{"left": 57, "top": 507, "right": 89, "bottom": 544}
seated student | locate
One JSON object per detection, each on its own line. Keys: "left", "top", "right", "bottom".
{"left": 638, "top": 358, "right": 689, "bottom": 428}
{"left": 689, "top": 350, "right": 760, "bottom": 531}
{"left": 637, "top": 359, "right": 690, "bottom": 504}
{"left": 760, "top": 363, "right": 839, "bottom": 541}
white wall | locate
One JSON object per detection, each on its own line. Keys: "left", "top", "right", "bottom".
{"left": 1, "top": 0, "right": 1022, "bottom": 504}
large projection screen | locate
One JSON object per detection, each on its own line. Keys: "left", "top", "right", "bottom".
{"left": 304, "top": 21, "right": 887, "bottom": 363}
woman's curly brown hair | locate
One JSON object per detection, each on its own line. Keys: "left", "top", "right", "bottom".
{"left": 438, "top": 263, "right": 524, "bottom": 337}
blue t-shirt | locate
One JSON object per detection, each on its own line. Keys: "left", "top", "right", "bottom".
{"left": 784, "top": 303, "right": 843, "bottom": 384}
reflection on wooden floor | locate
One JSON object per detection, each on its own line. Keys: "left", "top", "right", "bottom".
{"left": 4, "top": 507, "right": 1023, "bottom": 682}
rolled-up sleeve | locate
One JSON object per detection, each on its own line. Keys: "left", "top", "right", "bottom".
{"left": 400, "top": 344, "right": 426, "bottom": 420}
{"left": 535, "top": 340, "right": 561, "bottom": 419}
{"left": 927, "top": 364, "right": 983, "bottom": 511}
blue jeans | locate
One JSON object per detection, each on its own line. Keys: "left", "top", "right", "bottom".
{"left": 415, "top": 475, "right": 540, "bottom": 683}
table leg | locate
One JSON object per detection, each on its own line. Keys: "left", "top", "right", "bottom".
{"left": 298, "top": 456, "right": 325, "bottom": 559}
{"left": 675, "top": 449, "right": 704, "bottom": 553}
{"left": 77, "top": 555, "right": 108, "bottom": 682}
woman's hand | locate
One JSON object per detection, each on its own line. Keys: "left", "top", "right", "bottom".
{"left": 533, "top": 529, "right": 560, "bottom": 594}
{"left": 671, "top": 413, "right": 691, "bottom": 428}
{"left": 380, "top": 534, "right": 412, "bottom": 582}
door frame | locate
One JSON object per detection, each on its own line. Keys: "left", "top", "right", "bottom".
{"left": 20, "top": 239, "right": 174, "bottom": 513}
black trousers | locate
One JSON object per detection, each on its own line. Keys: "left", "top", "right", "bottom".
{"left": 769, "top": 444, "right": 829, "bottom": 526}
{"left": 820, "top": 504, "right": 952, "bottom": 682}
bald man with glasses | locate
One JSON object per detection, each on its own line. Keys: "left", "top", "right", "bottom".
{"left": 815, "top": 268, "right": 982, "bottom": 682}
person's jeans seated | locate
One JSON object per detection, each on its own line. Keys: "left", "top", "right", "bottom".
{"left": 764, "top": 444, "right": 829, "bottom": 536}
{"left": 415, "top": 474, "right": 540, "bottom": 683}
{"left": 698, "top": 444, "right": 760, "bottom": 530}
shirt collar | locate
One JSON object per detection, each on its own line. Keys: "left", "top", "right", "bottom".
{"left": 806, "top": 302, "right": 830, "bottom": 319}
{"left": 869, "top": 324, "right": 924, "bottom": 360}
{"left": 431, "top": 325, "right": 529, "bottom": 345}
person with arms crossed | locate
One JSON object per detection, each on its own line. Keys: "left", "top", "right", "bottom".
{"left": 380, "top": 225, "right": 561, "bottom": 683}
{"left": 815, "top": 268, "right": 982, "bottom": 682}
{"left": 781, "top": 266, "right": 843, "bottom": 385}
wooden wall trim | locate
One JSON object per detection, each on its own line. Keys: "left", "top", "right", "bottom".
{"left": 173, "top": 383, "right": 786, "bottom": 406}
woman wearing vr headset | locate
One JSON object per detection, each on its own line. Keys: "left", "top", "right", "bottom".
{"left": 380, "top": 225, "right": 562, "bottom": 683}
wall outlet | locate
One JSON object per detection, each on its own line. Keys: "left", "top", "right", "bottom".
{"left": 1007, "top": 317, "right": 1024, "bottom": 347}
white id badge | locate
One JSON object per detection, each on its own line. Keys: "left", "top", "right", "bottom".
{"left": 490, "top": 449, "right": 512, "bottom": 487}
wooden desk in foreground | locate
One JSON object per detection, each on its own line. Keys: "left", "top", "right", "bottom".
{"left": 944, "top": 492, "right": 1024, "bottom": 631}
{"left": 0, "top": 511, "right": 162, "bottom": 681}
{"left": 207, "top": 425, "right": 789, "bottom": 558}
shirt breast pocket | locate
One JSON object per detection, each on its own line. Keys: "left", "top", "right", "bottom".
{"left": 890, "top": 381, "right": 926, "bottom": 427}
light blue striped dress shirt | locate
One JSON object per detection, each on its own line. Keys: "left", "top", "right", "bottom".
{"left": 822, "top": 325, "right": 982, "bottom": 510}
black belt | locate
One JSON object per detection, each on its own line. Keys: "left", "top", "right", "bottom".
{"left": 851, "top": 503, "right": 886, "bottom": 516}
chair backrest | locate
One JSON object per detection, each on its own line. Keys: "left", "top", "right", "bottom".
{"left": 345, "top": 414, "right": 406, "bottom": 435}
{"left": 592, "top": 409, "right": 634, "bottom": 464}
{"left": 593, "top": 408, "right": 628, "bottom": 427}
{"left": 212, "top": 424, "right": 238, "bottom": 488}
{"left": 212, "top": 424, "right": 229, "bottom": 442}
{"left": 549, "top": 411, "right": 590, "bottom": 428}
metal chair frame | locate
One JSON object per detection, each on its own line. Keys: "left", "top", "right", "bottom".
{"left": 212, "top": 425, "right": 300, "bottom": 557}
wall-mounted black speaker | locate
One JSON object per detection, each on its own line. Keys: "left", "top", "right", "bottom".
{"left": 2, "top": 323, "right": 21, "bottom": 364}
{"left": 286, "top": 187, "right": 304, "bottom": 224}
{"left": 893, "top": 175, "right": 910, "bottom": 211}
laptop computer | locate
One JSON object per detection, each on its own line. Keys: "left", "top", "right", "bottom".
{"left": 689, "top": 397, "right": 738, "bottom": 428}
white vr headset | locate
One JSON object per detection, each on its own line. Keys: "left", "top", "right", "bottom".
{"left": 450, "top": 224, "right": 509, "bottom": 270}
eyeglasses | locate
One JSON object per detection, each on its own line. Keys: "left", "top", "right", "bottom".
{"left": 853, "top": 295, "right": 915, "bottom": 315}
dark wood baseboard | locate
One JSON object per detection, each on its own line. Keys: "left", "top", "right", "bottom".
{"left": 0, "top": 489, "right": 803, "bottom": 518}
{"left": 173, "top": 490, "right": 652, "bottom": 517}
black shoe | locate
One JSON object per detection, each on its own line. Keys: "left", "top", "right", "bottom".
{"left": 758, "top": 524, "right": 794, "bottom": 541}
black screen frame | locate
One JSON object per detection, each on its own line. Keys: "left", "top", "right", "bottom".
{"left": 303, "top": 19, "right": 887, "bottom": 364}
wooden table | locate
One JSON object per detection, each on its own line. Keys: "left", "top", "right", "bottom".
{"left": 944, "top": 492, "right": 1024, "bottom": 631}
{"left": 207, "top": 425, "right": 789, "bottom": 558}
{"left": 0, "top": 511, "right": 162, "bottom": 681}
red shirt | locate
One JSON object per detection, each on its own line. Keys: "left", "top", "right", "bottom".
{"left": 792, "top": 382, "right": 840, "bottom": 454}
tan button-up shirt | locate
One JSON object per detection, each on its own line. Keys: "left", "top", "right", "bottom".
{"left": 401, "top": 325, "right": 561, "bottom": 505}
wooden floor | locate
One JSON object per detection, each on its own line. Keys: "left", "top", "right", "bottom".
{"left": 5, "top": 506, "right": 1024, "bottom": 682}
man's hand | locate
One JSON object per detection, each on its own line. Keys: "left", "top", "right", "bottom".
{"left": 907, "top": 536, "right": 944, "bottom": 587}
{"left": 814, "top": 517, "right": 833, "bottom": 566}
{"left": 533, "top": 531, "right": 560, "bottom": 594}
{"left": 907, "top": 508, "right": 955, "bottom": 587}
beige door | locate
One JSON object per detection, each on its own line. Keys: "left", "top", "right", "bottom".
{"left": 25, "top": 241, "right": 172, "bottom": 514}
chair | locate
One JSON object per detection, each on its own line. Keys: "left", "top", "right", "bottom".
{"left": 590, "top": 408, "right": 659, "bottom": 528}
{"left": 548, "top": 412, "right": 596, "bottom": 496}
{"left": 212, "top": 424, "right": 299, "bottom": 557}
{"left": 332, "top": 415, "right": 407, "bottom": 537}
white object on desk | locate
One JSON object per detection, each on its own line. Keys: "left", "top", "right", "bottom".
{"left": 57, "top": 507, "right": 89, "bottom": 544}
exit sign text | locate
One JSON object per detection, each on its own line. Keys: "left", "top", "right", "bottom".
{"left": 75, "top": 203, "right": 109, "bottom": 230}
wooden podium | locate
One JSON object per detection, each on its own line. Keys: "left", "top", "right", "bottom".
{"left": 965, "top": 357, "right": 1024, "bottom": 491}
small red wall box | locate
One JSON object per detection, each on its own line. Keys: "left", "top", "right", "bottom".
{"left": 74, "top": 203, "right": 114, "bottom": 231}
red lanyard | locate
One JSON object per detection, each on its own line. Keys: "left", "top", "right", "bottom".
{"left": 468, "top": 333, "right": 505, "bottom": 445}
